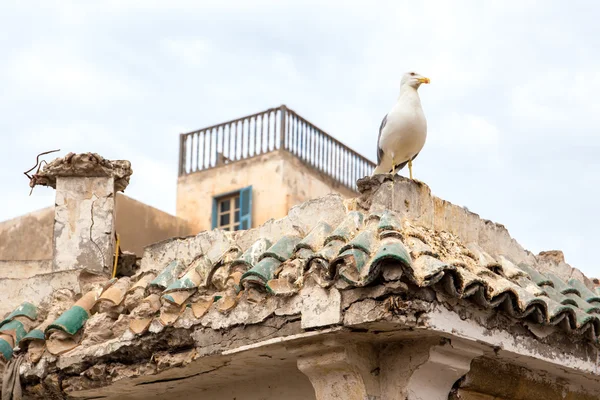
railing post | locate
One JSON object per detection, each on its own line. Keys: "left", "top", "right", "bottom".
{"left": 279, "top": 104, "right": 287, "bottom": 150}
{"left": 178, "top": 133, "right": 186, "bottom": 176}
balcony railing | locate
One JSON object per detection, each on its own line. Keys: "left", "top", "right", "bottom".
{"left": 178, "top": 105, "right": 375, "bottom": 192}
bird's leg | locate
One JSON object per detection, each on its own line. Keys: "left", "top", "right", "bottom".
{"left": 408, "top": 160, "right": 413, "bottom": 180}
{"left": 391, "top": 163, "right": 396, "bottom": 176}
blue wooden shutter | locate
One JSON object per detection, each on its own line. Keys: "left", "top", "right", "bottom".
{"left": 238, "top": 186, "right": 252, "bottom": 230}
{"left": 211, "top": 197, "right": 218, "bottom": 229}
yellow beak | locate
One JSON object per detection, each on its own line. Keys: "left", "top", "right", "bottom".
{"left": 419, "top": 77, "right": 431, "bottom": 84}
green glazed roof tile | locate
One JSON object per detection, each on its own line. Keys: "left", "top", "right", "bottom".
{"left": 45, "top": 305, "right": 90, "bottom": 336}
{"left": 339, "top": 228, "right": 377, "bottom": 255}
{"left": 364, "top": 240, "right": 412, "bottom": 281}
{"left": 324, "top": 211, "right": 364, "bottom": 244}
{"left": 564, "top": 293, "right": 600, "bottom": 314}
{"left": 410, "top": 255, "right": 451, "bottom": 286}
{"left": 295, "top": 221, "right": 332, "bottom": 252}
{"left": 517, "top": 263, "right": 553, "bottom": 287}
{"left": 21, "top": 329, "right": 45, "bottom": 343}
{"left": 0, "top": 302, "right": 38, "bottom": 328}
{"left": 310, "top": 239, "right": 345, "bottom": 265}
{"left": 567, "top": 278, "right": 600, "bottom": 304}
{"left": 150, "top": 260, "right": 186, "bottom": 289}
{"left": 543, "top": 286, "right": 578, "bottom": 307}
{"left": 295, "top": 248, "right": 315, "bottom": 261}
{"left": 241, "top": 258, "right": 282, "bottom": 285}
{"left": 164, "top": 256, "right": 212, "bottom": 293}
{"left": 163, "top": 294, "right": 176, "bottom": 303}
{"left": 0, "top": 338, "right": 13, "bottom": 361}
{"left": 571, "top": 307, "right": 600, "bottom": 330}
{"left": 0, "top": 320, "right": 27, "bottom": 344}
{"left": 544, "top": 299, "right": 576, "bottom": 325}
{"left": 546, "top": 273, "right": 580, "bottom": 296}
{"left": 259, "top": 235, "right": 302, "bottom": 263}
{"left": 165, "top": 276, "right": 196, "bottom": 291}
{"left": 507, "top": 286, "right": 548, "bottom": 315}
{"left": 493, "top": 279, "right": 548, "bottom": 314}
{"left": 231, "top": 238, "right": 272, "bottom": 270}
{"left": 514, "top": 277, "right": 546, "bottom": 297}
{"left": 377, "top": 210, "right": 402, "bottom": 233}
{"left": 336, "top": 248, "right": 372, "bottom": 285}
{"left": 239, "top": 275, "right": 264, "bottom": 289}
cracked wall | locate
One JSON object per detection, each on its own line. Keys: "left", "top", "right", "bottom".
{"left": 53, "top": 176, "right": 115, "bottom": 274}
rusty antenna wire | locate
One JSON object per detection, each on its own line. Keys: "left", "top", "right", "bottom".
{"left": 24, "top": 149, "right": 61, "bottom": 196}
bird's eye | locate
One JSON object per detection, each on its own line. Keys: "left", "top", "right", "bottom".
{"left": 410, "top": 72, "right": 415, "bottom": 76}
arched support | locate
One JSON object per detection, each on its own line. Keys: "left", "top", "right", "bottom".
{"left": 294, "top": 342, "right": 380, "bottom": 400}
{"left": 380, "top": 338, "right": 483, "bottom": 400}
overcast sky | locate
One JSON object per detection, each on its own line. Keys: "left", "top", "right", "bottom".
{"left": 1, "top": 1, "right": 599, "bottom": 277}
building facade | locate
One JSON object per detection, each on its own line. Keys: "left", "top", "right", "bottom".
{"left": 176, "top": 105, "right": 372, "bottom": 232}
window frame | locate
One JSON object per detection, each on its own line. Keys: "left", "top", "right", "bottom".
{"left": 215, "top": 194, "right": 240, "bottom": 231}
{"left": 211, "top": 186, "right": 252, "bottom": 231}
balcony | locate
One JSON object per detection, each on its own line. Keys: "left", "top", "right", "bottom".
{"left": 178, "top": 105, "right": 375, "bottom": 192}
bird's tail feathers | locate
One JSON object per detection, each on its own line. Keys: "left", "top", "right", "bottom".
{"left": 372, "top": 163, "right": 389, "bottom": 176}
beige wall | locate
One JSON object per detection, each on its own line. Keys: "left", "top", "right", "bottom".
{"left": 115, "top": 194, "right": 194, "bottom": 256}
{"left": 0, "top": 194, "right": 193, "bottom": 262}
{"left": 0, "top": 206, "right": 54, "bottom": 260}
{"left": 176, "top": 149, "right": 357, "bottom": 232}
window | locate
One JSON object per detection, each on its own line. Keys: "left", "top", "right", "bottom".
{"left": 212, "top": 186, "right": 252, "bottom": 231}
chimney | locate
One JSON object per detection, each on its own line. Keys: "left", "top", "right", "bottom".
{"left": 30, "top": 153, "right": 132, "bottom": 276}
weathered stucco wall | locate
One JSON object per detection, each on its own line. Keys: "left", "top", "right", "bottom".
{"left": 176, "top": 149, "right": 357, "bottom": 232}
{"left": 0, "top": 206, "right": 54, "bottom": 260}
{"left": 0, "top": 268, "right": 79, "bottom": 316}
{"left": 54, "top": 176, "right": 116, "bottom": 274}
{"left": 115, "top": 195, "right": 193, "bottom": 256}
{"left": 0, "top": 260, "right": 52, "bottom": 279}
{"left": 0, "top": 259, "right": 56, "bottom": 315}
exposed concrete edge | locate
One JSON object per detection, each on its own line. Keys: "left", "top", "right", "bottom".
{"left": 0, "top": 268, "right": 80, "bottom": 282}
{"left": 423, "top": 304, "right": 600, "bottom": 389}
{"left": 221, "top": 327, "right": 345, "bottom": 356}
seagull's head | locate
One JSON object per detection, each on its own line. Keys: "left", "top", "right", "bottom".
{"left": 401, "top": 71, "right": 430, "bottom": 89}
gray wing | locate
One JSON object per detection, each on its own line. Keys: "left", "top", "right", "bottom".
{"left": 376, "top": 114, "right": 387, "bottom": 164}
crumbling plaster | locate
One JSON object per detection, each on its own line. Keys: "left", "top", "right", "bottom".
{"left": 20, "top": 294, "right": 600, "bottom": 399}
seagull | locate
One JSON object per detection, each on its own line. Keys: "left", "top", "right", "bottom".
{"left": 372, "top": 71, "right": 430, "bottom": 179}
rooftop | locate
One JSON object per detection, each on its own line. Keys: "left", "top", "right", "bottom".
{"left": 178, "top": 105, "right": 376, "bottom": 192}
{"left": 2, "top": 175, "right": 600, "bottom": 398}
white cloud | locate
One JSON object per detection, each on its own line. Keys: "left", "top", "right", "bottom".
{"left": 5, "top": 43, "right": 141, "bottom": 104}
{"left": 161, "top": 38, "right": 214, "bottom": 67}
{"left": 430, "top": 112, "right": 500, "bottom": 150}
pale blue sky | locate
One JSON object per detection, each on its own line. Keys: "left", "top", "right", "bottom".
{"left": 1, "top": 1, "right": 599, "bottom": 277}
